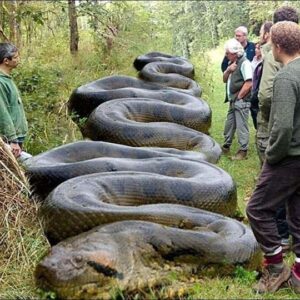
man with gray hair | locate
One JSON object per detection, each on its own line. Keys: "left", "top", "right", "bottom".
{"left": 221, "top": 26, "right": 255, "bottom": 72}
{"left": 0, "top": 42, "right": 29, "bottom": 159}
{"left": 222, "top": 38, "right": 253, "bottom": 160}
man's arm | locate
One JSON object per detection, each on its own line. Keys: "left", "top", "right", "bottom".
{"left": 223, "top": 62, "right": 237, "bottom": 83}
{"left": 266, "top": 77, "right": 296, "bottom": 164}
{"left": 258, "top": 51, "right": 280, "bottom": 122}
{"left": 221, "top": 56, "right": 229, "bottom": 72}
{"left": 0, "top": 85, "right": 18, "bottom": 141}
{"left": 237, "top": 80, "right": 252, "bottom": 99}
{"left": 237, "top": 59, "right": 253, "bottom": 99}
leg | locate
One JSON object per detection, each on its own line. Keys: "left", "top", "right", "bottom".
{"left": 233, "top": 100, "right": 250, "bottom": 151}
{"left": 250, "top": 107, "right": 258, "bottom": 130}
{"left": 285, "top": 160, "right": 300, "bottom": 258}
{"left": 255, "top": 135, "right": 268, "bottom": 168}
{"left": 285, "top": 161, "right": 300, "bottom": 293}
{"left": 223, "top": 102, "right": 235, "bottom": 148}
{"left": 275, "top": 205, "right": 290, "bottom": 251}
{"left": 246, "top": 159, "right": 299, "bottom": 293}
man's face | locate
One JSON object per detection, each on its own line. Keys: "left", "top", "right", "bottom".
{"left": 235, "top": 31, "right": 247, "bottom": 44}
{"left": 259, "top": 25, "right": 268, "bottom": 45}
{"left": 271, "top": 42, "right": 281, "bottom": 63}
{"left": 225, "top": 51, "right": 237, "bottom": 63}
{"left": 4, "top": 51, "right": 20, "bottom": 69}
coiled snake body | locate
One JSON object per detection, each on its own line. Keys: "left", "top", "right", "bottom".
{"left": 26, "top": 52, "right": 259, "bottom": 299}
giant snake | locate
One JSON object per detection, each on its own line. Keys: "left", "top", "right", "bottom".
{"left": 25, "top": 52, "right": 259, "bottom": 299}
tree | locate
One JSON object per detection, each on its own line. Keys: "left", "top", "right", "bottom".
{"left": 68, "top": 0, "right": 79, "bottom": 54}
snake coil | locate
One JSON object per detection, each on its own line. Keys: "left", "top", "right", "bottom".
{"left": 25, "top": 52, "right": 259, "bottom": 299}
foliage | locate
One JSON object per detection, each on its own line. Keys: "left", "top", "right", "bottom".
{"left": 234, "top": 265, "right": 258, "bottom": 284}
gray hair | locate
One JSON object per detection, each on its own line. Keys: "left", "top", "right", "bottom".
{"left": 235, "top": 26, "right": 248, "bottom": 36}
{"left": 224, "top": 38, "right": 245, "bottom": 57}
{"left": 0, "top": 43, "right": 18, "bottom": 64}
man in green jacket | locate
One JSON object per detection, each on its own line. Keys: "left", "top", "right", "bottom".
{"left": 0, "top": 42, "right": 28, "bottom": 158}
{"left": 247, "top": 21, "right": 300, "bottom": 294}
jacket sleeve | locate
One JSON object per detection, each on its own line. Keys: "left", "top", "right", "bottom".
{"left": 258, "top": 51, "right": 280, "bottom": 122}
{"left": 266, "top": 76, "right": 296, "bottom": 164}
{"left": 221, "top": 56, "right": 229, "bottom": 73}
{"left": 0, "top": 85, "right": 18, "bottom": 141}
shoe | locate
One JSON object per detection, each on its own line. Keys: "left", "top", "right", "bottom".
{"left": 231, "top": 150, "right": 247, "bottom": 160}
{"left": 288, "top": 269, "right": 300, "bottom": 293}
{"left": 253, "top": 263, "right": 290, "bottom": 293}
{"left": 221, "top": 145, "right": 230, "bottom": 154}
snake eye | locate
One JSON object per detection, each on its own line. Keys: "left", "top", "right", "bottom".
{"left": 71, "top": 255, "right": 84, "bottom": 267}
{"left": 74, "top": 255, "right": 83, "bottom": 263}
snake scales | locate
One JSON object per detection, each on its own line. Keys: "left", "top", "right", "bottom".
{"left": 25, "top": 52, "right": 259, "bottom": 299}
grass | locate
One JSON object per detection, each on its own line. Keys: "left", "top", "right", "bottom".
{"left": 0, "top": 45, "right": 298, "bottom": 299}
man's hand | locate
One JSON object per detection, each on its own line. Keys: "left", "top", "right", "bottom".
{"left": 223, "top": 62, "right": 238, "bottom": 83}
{"left": 10, "top": 142, "right": 22, "bottom": 158}
{"left": 227, "top": 61, "right": 237, "bottom": 72}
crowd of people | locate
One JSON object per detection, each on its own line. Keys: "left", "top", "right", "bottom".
{"left": 222, "top": 5, "right": 300, "bottom": 294}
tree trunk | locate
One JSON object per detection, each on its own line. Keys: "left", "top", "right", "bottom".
{"left": 68, "top": 0, "right": 79, "bottom": 54}
{"left": 7, "top": 0, "right": 19, "bottom": 45}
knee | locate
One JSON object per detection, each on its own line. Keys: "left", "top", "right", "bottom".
{"left": 246, "top": 201, "right": 256, "bottom": 222}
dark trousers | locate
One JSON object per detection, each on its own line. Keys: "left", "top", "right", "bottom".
{"left": 250, "top": 107, "right": 258, "bottom": 130}
{"left": 246, "top": 157, "right": 300, "bottom": 257}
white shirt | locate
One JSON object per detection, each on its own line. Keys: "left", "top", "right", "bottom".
{"left": 227, "top": 58, "right": 252, "bottom": 101}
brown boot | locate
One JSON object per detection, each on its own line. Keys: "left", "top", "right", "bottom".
{"left": 231, "top": 149, "right": 247, "bottom": 160}
{"left": 253, "top": 263, "right": 290, "bottom": 293}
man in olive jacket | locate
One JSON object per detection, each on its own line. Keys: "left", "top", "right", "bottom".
{"left": 0, "top": 42, "right": 28, "bottom": 158}
{"left": 256, "top": 5, "right": 299, "bottom": 257}
{"left": 247, "top": 21, "right": 300, "bottom": 294}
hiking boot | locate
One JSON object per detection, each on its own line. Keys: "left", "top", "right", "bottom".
{"left": 289, "top": 269, "right": 300, "bottom": 293}
{"left": 231, "top": 149, "right": 247, "bottom": 160}
{"left": 221, "top": 145, "right": 230, "bottom": 154}
{"left": 253, "top": 263, "right": 290, "bottom": 293}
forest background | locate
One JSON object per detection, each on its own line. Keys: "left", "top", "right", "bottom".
{"left": 1, "top": 0, "right": 300, "bottom": 299}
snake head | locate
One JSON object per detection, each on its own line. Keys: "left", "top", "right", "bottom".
{"left": 35, "top": 241, "right": 122, "bottom": 298}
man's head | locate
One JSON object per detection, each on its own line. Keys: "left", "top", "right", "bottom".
{"left": 259, "top": 21, "right": 273, "bottom": 45}
{"left": 255, "top": 43, "right": 262, "bottom": 58}
{"left": 225, "top": 38, "right": 244, "bottom": 62}
{"left": 273, "top": 6, "right": 299, "bottom": 24}
{"left": 271, "top": 21, "right": 300, "bottom": 63}
{"left": 0, "top": 43, "right": 19, "bottom": 71}
{"left": 235, "top": 26, "right": 248, "bottom": 46}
